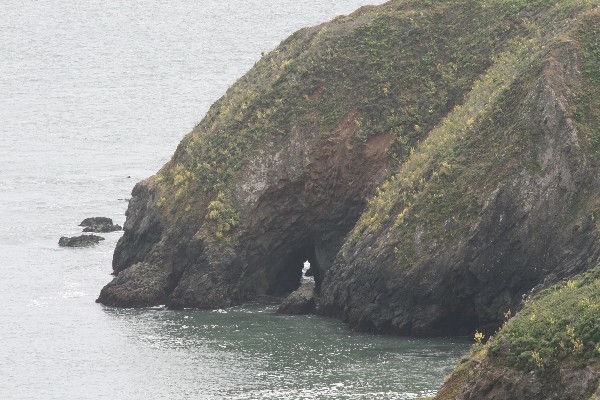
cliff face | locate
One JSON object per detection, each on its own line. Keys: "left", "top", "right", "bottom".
{"left": 98, "top": 0, "right": 599, "bottom": 349}
{"left": 319, "top": 4, "right": 600, "bottom": 336}
{"left": 99, "top": 0, "right": 533, "bottom": 309}
{"left": 434, "top": 12, "right": 600, "bottom": 400}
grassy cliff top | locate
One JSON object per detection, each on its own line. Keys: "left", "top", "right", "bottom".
{"left": 490, "top": 266, "right": 600, "bottom": 371}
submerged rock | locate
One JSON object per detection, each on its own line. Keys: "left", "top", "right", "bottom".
{"left": 59, "top": 234, "right": 105, "bottom": 247}
{"left": 80, "top": 217, "right": 122, "bottom": 233}
{"left": 277, "top": 281, "right": 316, "bottom": 315}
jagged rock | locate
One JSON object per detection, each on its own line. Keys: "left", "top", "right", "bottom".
{"left": 277, "top": 281, "right": 316, "bottom": 315}
{"left": 80, "top": 217, "right": 122, "bottom": 233}
{"left": 59, "top": 235, "right": 105, "bottom": 247}
{"left": 96, "top": 262, "right": 169, "bottom": 307}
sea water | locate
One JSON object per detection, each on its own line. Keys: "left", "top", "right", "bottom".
{"left": 0, "top": 1, "right": 469, "bottom": 398}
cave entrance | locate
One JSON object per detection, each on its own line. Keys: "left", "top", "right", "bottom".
{"left": 269, "top": 245, "right": 322, "bottom": 297}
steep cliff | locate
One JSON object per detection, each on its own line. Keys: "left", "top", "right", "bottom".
{"left": 98, "top": 0, "right": 599, "bottom": 348}
{"left": 319, "top": 1, "right": 600, "bottom": 336}
{"left": 433, "top": 13, "right": 600, "bottom": 399}
{"left": 99, "top": 0, "right": 538, "bottom": 308}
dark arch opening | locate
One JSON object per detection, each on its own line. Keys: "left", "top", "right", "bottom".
{"left": 268, "top": 245, "right": 322, "bottom": 297}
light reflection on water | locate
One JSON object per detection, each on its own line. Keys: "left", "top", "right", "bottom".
{"left": 104, "top": 305, "right": 469, "bottom": 399}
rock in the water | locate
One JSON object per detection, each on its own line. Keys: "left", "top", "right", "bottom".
{"left": 277, "top": 281, "right": 316, "bottom": 315}
{"left": 79, "top": 217, "right": 122, "bottom": 233}
{"left": 59, "top": 234, "right": 105, "bottom": 247}
{"left": 96, "top": 262, "right": 170, "bottom": 307}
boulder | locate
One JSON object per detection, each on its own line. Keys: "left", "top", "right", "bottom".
{"left": 277, "top": 281, "right": 316, "bottom": 315}
{"left": 80, "top": 217, "right": 122, "bottom": 233}
{"left": 59, "top": 235, "right": 105, "bottom": 247}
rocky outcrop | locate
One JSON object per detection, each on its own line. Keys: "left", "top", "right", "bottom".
{"left": 80, "top": 217, "right": 122, "bottom": 233}
{"left": 96, "top": 262, "right": 170, "bottom": 307}
{"left": 435, "top": 263, "right": 600, "bottom": 400}
{"left": 317, "top": 8, "right": 600, "bottom": 336}
{"left": 437, "top": 358, "right": 600, "bottom": 400}
{"left": 99, "top": 0, "right": 526, "bottom": 309}
{"left": 59, "top": 235, "right": 105, "bottom": 247}
{"left": 277, "top": 281, "right": 316, "bottom": 315}
{"left": 97, "top": 0, "right": 600, "bottom": 356}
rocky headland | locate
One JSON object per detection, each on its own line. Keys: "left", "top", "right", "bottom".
{"left": 97, "top": 0, "right": 599, "bottom": 397}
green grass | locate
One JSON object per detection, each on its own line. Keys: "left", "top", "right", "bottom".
{"left": 486, "top": 264, "right": 600, "bottom": 372}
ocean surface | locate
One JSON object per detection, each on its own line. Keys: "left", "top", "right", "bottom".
{"left": 0, "top": 1, "right": 469, "bottom": 399}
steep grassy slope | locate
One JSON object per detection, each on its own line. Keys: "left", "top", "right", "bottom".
{"left": 434, "top": 11, "right": 600, "bottom": 399}
{"left": 319, "top": 0, "right": 600, "bottom": 336}
{"left": 158, "top": 0, "right": 537, "bottom": 207}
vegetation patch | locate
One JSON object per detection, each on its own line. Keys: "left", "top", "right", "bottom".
{"left": 573, "top": 10, "right": 600, "bottom": 160}
{"left": 484, "top": 264, "right": 600, "bottom": 373}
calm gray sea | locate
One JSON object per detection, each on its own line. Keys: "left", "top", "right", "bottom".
{"left": 0, "top": 1, "right": 469, "bottom": 399}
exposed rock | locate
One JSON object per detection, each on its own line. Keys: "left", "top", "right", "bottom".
{"left": 277, "top": 281, "right": 316, "bottom": 315}
{"left": 436, "top": 357, "right": 599, "bottom": 400}
{"left": 96, "top": 262, "right": 170, "bottom": 307}
{"left": 80, "top": 217, "right": 122, "bottom": 233}
{"left": 59, "top": 234, "right": 105, "bottom": 247}
{"left": 97, "top": 0, "right": 600, "bottom": 359}
{"left": 318, "top": 14, "right": 600, "bottom": 336}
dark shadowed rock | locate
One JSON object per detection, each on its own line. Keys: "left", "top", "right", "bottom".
{"left": 96, "top": 262, "right": 169, "bottom": 307}
{"left": 277, "top": 281, "right": 316, "bottom": 315}
{"left": 59, "top": 235, "right": 105, "bottom": 247}
{"left": 80, "top": 217, "right": 122, "bottom": 233}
